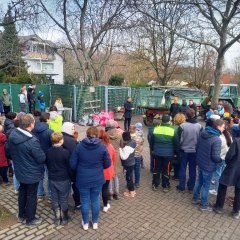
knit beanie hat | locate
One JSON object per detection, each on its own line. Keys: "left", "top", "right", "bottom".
{"left": 135, "top": 122, "right": 142, "bottom": 130}
{"left": 38, "top": 91, "right": 44, "bottom": 97}
{"left": 122, "top": 131, "right": 131, "bottom": 141}
{"left": 106, "top": 119, "right": 115, "bottom": 128}
{"left": 62, "top": 122, "right": 75, "bottom": 136}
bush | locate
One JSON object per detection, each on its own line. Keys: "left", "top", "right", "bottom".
{"left": 108, "top": 74, "right": 124, "bottom": 86}
{"left": 0, "top": 71, "right": 6, "bottom": 83}
{"left": 130, "top": 81, "right": 149, "bottom": 87}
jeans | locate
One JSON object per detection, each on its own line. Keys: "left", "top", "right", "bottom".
{"left": 38, "top": 165, "right": 51, "bottom": 197}
{"left": 49, "top": 179, "right": 70, "bottom": 211}
{"left": 134, "top": 156, "right": 142, "bottom": 184}
{"left": 124, "top": 165, "right": 134, "bottom": 191}
{"left": 214, "top": 161, "right": 226, "bottom": 192}
{"left": 152, "top": 155, "right": 171, "bottom": 188}
{"left": 193, "top": 168, "right": 213, "bottom": 207}
{"left": 150, "top": 150, "right": 154, "bottom": 172}
{"left": 109, "top": 175, "right": 119, "bottom": 195}
{"left": 18, "top": 182, "right": 39, "bottom": 223}
{"left": 11, "top": 161, "right": 20, "bottom": 191}
{"left": 79, "top": 185, "right": 102, "bottom": 224}
{"left": 215, "top": 183, "right": 240, "bottom": 213}
{"left": 102, "top": 180, "right": 110, "bottom": 207}
{"left": 124, "top": 118, "right": 131, "bottom": 131}
{"left": 0, "top": 167, "right": 8, "bottom": 182}
{"left": 179, "top": 151, "right": 197, "bottom": 191}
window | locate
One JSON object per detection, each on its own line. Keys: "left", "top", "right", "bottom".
{"left": 230, "top": 86, "right": 238, "bottom": 97}
{"left": 219, "top": 86, "right": 230, "bottom": 97}
{"left": 42, "top": 63, "right": 54, "bottom": 71}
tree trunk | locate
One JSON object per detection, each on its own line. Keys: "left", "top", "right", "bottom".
{"left": 211, "top": 52, "right": 224, "bottom": 108}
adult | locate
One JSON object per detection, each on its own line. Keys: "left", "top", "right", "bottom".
{"left": 18, "top": 85, "right": 28, "bottom": 113}
{"left": 188, "top": 99, "right": 197, "bottom": 119}
{"left": 70, "top": 126, "right": 111, "bottom": 230}
{"left": 1, "top": 89, "right": 12, "bottom": 115}
{"left": 177, "top": 108, "right": 202, "bottom": 192}
{"left": 105, "top": 119, "right": 122, "bottom": 200}
{"left": 32, "top": 112, "right": 53, "bottom": 201}
{"left": 213, "top": 138, "right": 240, "bottom": 219}
{"left": 170, "top": 96, "right": 181, "bottom": 120}
{"left": 27, "top": 84, "right": 36, "bottom": 114}
{"left": 61, "top": 122, "right": 80, "bottom": 210}
{"left": 150, "top": 115, "right": 178, "bottom": 192}
{"left": 192, "top": 119, "right": 222, "bottom": 211}
{"left": 6, "top": 114, "right": 45, "bottom": 226}
{"left": 49, "top": 106, "right": 63, "bottom": 133}
{"left": 123, "top": 97, "right": 133, "bottom": 131}
{"left": 180, "top": 99, "right": 188, "bottom": 116}
{"left": 4, "top": 112, "right": 17, "bottom": 137}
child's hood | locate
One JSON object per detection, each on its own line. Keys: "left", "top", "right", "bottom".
{"left": 50, "top": 111, "right": 60, "bottom": 120}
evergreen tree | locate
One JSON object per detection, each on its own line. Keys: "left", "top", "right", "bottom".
{"left": 0, "top": 6, "right": 23, "bottom": 76}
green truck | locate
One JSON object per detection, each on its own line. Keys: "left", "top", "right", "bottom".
{"left": 201, "top": 84, "right": 240, "bottom": 116}
{"left": 138, "top": 86, "right": 204, "bottom": 125}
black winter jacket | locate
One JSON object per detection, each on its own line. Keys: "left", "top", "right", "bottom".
{"left": 62, "top": 132, "right": 78, "bottom": 154}
{"left": 170, "top": 103, "right": 181, "bottom": 119}
{"left": 196, "top": 127, "right": 222, "bottom": 172}
{"left": 4, "top": 118, "right": 15, "bottom": 137}
{"left": 32, "top": 122, "right": 53, "bottom": 153}
{"left": 220, "top": 139, "right": 240, "bottom": 188}
{"left": 6, "top": 128, "right": 46, "bottom": 184}
{"left": 124, "top": 101, "right": 133, "bottom": 118}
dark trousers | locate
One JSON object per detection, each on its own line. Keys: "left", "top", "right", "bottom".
{"left": 124, "top": 118, "right": 131, "bottom": 131}
{"left": 124, "top": 165, "right": 134, "bottom": 191}
{"left": 0, "top": 166, "right": 8, "bottom": 182}
{"left": 49, "top": 179, "right": 70, "bottom": 211}
{"left": 102, "top": 180, "right": 110, "bottom": 207}
{"left": 3, "top": 106, "right": 10, "bottom": 115}
{"left": 18, "top": 182, "right": 39, "bottom": 223}
{"left": 179, "top": 151, "right": 196, "bottom": 191}
{"left": 29, "top": 102, "right": 35, "bottom": 114}
{"left": 215, "top": 183, "right": 240, "bottom": 213}
{"left": 152, "top": 156, "right": 171, "bottom": 188}
{"left": 72, "top": 181, "right": 81, "bottom": 207}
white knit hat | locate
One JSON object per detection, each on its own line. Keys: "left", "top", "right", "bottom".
{"left": 62, "top": 122, "right": 75, "bottom": 136}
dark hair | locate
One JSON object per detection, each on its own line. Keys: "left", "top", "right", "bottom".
{"left": 6, "top": 112, "right": 17, "bottom": 120}
{"left": 49, "top": 105, "right": 58, "bottom": 112}
{"left": 186, "top": 108, "right": 195, "bottom": 119}
{"left": 19, "top": 114, "right": 35, "bottom": 129}
{"left": 122, "top": 131, "right": 131, "bottom": 142}
{"left": 214, "top": 119, "right": 225, "bottom": 128}
{"left": 33, "top": 110, "right": 41, "bottom": 117}
{"left": 39, "top": 112, "right": 50, "bottom": 123}
{"left": 233, "top": 118, "right": 239, "bottom": 124}
{"left": 223, "top": 130, "right": 232, "bottom": 147}
{"left": 223, "top": 117, "right": 231, "bottom": 125}
{"left": 206, "top": 118, "right": 215, "bottom": 127}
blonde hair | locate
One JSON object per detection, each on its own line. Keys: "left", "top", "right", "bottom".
{"left": 51, "top": 132, "right": 63, "bottom": 144}
{"left": 86, "top": 126, "right": 99, "bottom": 138}
{"left": 129, "top": 125, "right": 136, "bottom": 134}
{"left": 174, "top": 113, "right": 186, "bottom": 126}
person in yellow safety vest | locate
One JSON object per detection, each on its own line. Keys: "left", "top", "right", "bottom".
{"left": 150, "top": 115, "right": 179, "bottom": 192}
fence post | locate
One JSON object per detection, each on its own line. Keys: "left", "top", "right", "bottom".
{"left": 128, "top": 87, "right": 131, "bottom": 98}
{"left": 9, "top": 83, "right": 13, "bottom": 112}
{"left": 49, "top": 84, "right": 52, "bottom": 107}
{"left": 105, "top": 86, "right": 108, "bottom": 112}
{"left": 73, "top": 85, "right": 77, "bottom": 122}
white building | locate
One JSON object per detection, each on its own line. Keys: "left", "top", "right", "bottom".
{"left": 19, "top": 35, "right": 64, "bottom": 84}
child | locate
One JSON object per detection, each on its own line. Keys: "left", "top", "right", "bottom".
{"left": 135, "top": 122, "right": 145, "bottom": 168}
{"left": 46, "top": 132, "right": 71, "bottom": 225}
{"left": 0, "top": 125, "right": 9, "bottom": 185}
{"left": 49, "top": 106, "right": 63, "bottom": 133}
{"left": 119, "top": 131, "right": 136, "bottom": 197}
{"left": 37, "top": 91, "right": 45, "bottom": 111}
{"left": 130, "top": 125, "right": 144, "bottom": 188}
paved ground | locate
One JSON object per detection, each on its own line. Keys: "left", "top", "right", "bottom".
{"left": 0, "top": 116, "right": 240, "bottom": 240}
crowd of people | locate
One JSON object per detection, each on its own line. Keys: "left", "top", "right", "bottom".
{"left": 0, "top": 92, "right": 240, "bottom": 232}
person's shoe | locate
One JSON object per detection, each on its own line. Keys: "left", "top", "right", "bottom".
{"left": 74, "top": 205, "right": 81, "bottom": 211}
{"left": 113, "top": 194, "right": 119, "bottom": 200}
{"left": 61, "top": 209, "right": 71, "bottom": 225}
{"left": 93, "top": 223, "right": 98, "bottom": 230}
{"left": 213, "top": 206, "right": 223, "bottom": 214}
{"left": 135, "top": 183, "right": 140, "bottom": 188}
{"left": 162, "top": 187, "right": 170, "bottom": 193}
{"left": 209, "top": 189, "right": 217, "bottom": 196}
{"left": 176, "top": 186, "right": 185, "bottom": 193}
{"left": 14, "top": 189, "right": 19, "bottom": 195}
{"left": 17, "top": 215, "right": 25, "bottom": 223}
{"left": 26, "top": 218, "right": 42, "bottom": 227}
{"left": 199, "top": 205, "right": 213, "bottom": 212}
{"left": 53, "top": 208, "right": 61, "bottom": 226}
{"left": 82, "top": 221, "right": 89, "bottom": 230}
{"left": 191, "top": 198, "right": 201, "bottom": 205}
{"left": 232, "top": 212, "right": 240, "bottom": 219}
{"left": 152, "top": 184, "right": 158, "bottom": 191}
{"left": 103, "top": 203, "right": 110, "bottom": 213}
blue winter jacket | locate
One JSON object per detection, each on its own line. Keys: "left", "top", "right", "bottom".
{"left": 70, "top": 137, "right": 111, "bottom": 189}
{"left": 32, "top": 122, "right": 53, "bottom": 154}
{"left": 6, "top": 128, "right": 46, "bottom": 184}
{"left": 196, "top": 127, "right": 222, "bottom": 172}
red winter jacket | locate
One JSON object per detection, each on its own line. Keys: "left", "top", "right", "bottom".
{"left": 0, "top": 133, "right": 8, "bottom": 167}
{"left": 104, "top": 144, "right": 116, "bottom": 180}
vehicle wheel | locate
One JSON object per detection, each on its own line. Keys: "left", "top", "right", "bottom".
{"left": 222, "top": 100, "right": 233, "bottom": 115}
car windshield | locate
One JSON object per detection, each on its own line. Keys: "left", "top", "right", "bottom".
{"left": 219, "top": 86, "right": 230, "bottom": 97}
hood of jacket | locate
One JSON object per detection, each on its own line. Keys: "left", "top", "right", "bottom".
{"left": 81, "top": 137, "right": 101, "bottom": 149}
{"left": 9, "top": 128, "right": 33, "bottom": 145}
{"left": 201, "top": 127, "right": 220, "bottom": 139}
{"left": 33, "top": 122, "right": 49, "bottom": 133}
{"left": 107, "top": 128, "right": 120, "bottom": 140}
{"left": 50, "top": 111, "right": 60, "bottom": 120}
{"left": 4, "top": 118, "right": 14, "bottom": 127}
{"left": 186, "top": 118, "right": 198, "bottom": 124}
